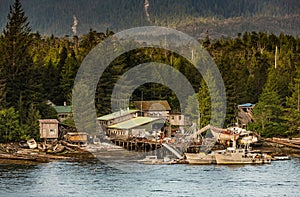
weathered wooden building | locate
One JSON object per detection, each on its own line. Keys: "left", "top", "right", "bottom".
{"left": 65, "top": 132, "right": 88, "bottom": 145}
{"left": 135, "top": 100, "right": 171, "bottom": 118}
{"left": 168, "top": 113, "right": 190, "bottom": 126}
{"left": 39, "top": 119, "right": 59, "bottom": 140}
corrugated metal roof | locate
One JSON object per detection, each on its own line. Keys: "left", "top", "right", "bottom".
{"left": 135, "top": 100, "right": 171, "bottom": 111}
{"left": 53, "top": 106, "right": 72, "bottom": 113}
{"left": 108, "top": 117, "right": 162, "bottom": 129}
{"left": 97, "top": 109, "right": 139, "bottom": 121}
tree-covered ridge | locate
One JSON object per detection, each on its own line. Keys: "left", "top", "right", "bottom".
{"left": 0, "top": 0, "right": 299, "bottom": 142}
{"left": 0, "top": 0, "right": 299, "bottom": 37}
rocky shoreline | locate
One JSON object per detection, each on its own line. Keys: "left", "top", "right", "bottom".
{"left": 1, "top": 138, "right": 300, "bottom": 165}
{"left": 0, "top": 142, "right": 95, "bottom": 164}
{"left": 254, "top": 139, "right": 300, "bottom": 157}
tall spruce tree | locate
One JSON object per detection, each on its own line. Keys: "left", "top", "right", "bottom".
{"left": 0, "top": 0, "right": 32, "bottom": 114}
{"left": 285, "top": 67, "right": 300, "bottom": 136}
{"left": 198, "top": 79, "right": 211, "bottom": 128}
{"left": 250, "top": 68, "right": 286, "bottom": 137}
{"left": 0, "top": 0, "right": 43, "bottom": 131}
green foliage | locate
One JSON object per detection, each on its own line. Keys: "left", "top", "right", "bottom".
{"left": 198, "top": 79, "right": 211, "bottom": 128}
{"left": 185, "top": 94, "right": 199, "bottom": 125}
{"left": 0, "top": 107, "right": 23, "bottom": 142}
{"left": 249, "top": 68, "right": 287, "bottom": 137}
{"left": 284, "top": 67, "right": 300, "bottom": 136}
{"left": 0, "top": 0, "right": 299, "bottom": 141}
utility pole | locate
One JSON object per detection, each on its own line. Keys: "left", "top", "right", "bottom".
{"left": 141, "top": 91, "right": 143, "bottom": 116}
{"left": 297, "top": 82, "right": 300, "bottom": 111}
{"left": 275, "top": 45, "right": 278, "bottom": 69}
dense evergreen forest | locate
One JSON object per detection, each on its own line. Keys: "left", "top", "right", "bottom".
{"left": 0, "top": 0, "right": 299, "bottom": 142}
{"left": 0, "top": 0, "right": 299, "bottom": 38}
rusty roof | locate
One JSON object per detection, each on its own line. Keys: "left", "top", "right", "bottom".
{"left": 135, "top": 100, "right": 171, "bottom": 111}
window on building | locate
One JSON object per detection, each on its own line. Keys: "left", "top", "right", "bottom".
{"left": 49, "top": 129, "right": 56, "bottom": 135}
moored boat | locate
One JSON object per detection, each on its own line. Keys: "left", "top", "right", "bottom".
{"left": 185, "top": 152, "right": 216, "bottom": 164}
{"left": 215, "top": 147, "right": 271, "bottom": 165}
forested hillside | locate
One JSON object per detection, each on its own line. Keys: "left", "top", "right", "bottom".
{"left": 0, "top": 0, "right": 299, "bottom": 38}
{"left": 0, "top": 0, "right": 299, "bottom": 142}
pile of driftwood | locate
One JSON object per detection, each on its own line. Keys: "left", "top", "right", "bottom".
{"left": 38, "top": 139, "right": 84, "bottom": 153}
{"left": 0, "top": 138, "right": 88, "bottom": 163}
{"left": 0, "top": 143, "right": 19, "bottom": 154}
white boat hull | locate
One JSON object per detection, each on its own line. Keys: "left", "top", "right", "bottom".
{"left": 215, "top": 150, "right": 271, "bottom": 165}
{"left": 185, "top": 153, "right": 216, "bottom": 164}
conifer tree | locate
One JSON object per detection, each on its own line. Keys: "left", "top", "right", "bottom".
{"left": 198, "top": 79, "right": 211, "bottom": 128}
{"left": 0, "top": 0, "right": 34, "bottom": 121}
{"left": 285, "top": 67, "right": 300, "bottom": 136}
{"left": 251, "top": 68, "right": 286, "bottom": 136}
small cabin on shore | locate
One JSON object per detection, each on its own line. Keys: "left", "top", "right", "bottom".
{"left": 39, "top": 119, "right": 59, "bottom": 140}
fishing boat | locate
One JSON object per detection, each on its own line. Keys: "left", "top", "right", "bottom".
{"left": 185, "top": 152, "right": 216, "bottom": 164}
{"left": 215, "top": 146, "right": 271, "bottom": 165}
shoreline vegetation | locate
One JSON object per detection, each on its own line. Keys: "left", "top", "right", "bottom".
{"left": 0, "top": 0, "right": 299, "bottom": 149}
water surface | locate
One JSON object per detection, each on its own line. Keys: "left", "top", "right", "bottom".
{"left": 0, "top": 158, "right": 299, "bottom": 196}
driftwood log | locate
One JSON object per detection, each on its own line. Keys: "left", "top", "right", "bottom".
{"left": 0, "top": 153, "right": 49, "bottom": 162}
{"left": 265, "top": 138, "right": 300, "bottom": 149}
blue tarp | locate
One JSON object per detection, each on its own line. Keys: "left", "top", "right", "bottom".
{"left": 238, "top": 103, "right": 255, "bottom": 108}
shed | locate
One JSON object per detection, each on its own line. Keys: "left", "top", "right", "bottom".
{"left": 39, "top": 119, "right": 59, "bottom": 139}
{"left": 65, "top": 132, "right": 88, "bottom": 144}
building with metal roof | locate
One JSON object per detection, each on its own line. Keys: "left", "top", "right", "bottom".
{"left": 106, "top": 117, "right": 164, "bottom": 140}
{"left": 53, "top": 105, "right": 72, "bottom": 122}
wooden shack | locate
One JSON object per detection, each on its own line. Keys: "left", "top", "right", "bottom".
{"left": 65, "top": 132, "right": 88, "bottom": 144}
{"left": 39, "top": 119, "right": 59, "bottom": 139}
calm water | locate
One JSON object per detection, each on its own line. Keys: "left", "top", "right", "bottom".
{"left": 0, "top": 158, "right": 300, "bottom": 197}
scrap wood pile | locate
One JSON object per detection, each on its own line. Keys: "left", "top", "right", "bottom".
{"left": 0, "top": 137, "right": 88, "bottom": 163}
{"left": 37, "top": 139, "right": 85, "bottom": 153}
{"left": 0, "top": 142, "right": 69, "bottom": 162}
{"left": 0, "top": 143, "right": 19, "bottom": 154}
